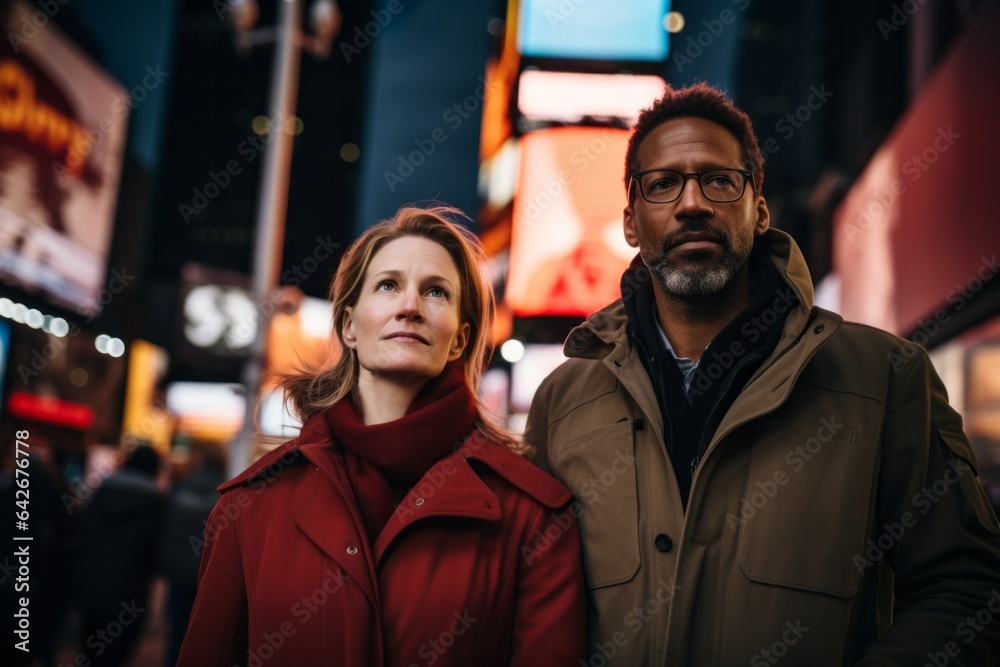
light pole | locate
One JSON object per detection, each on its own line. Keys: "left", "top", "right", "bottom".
{"left": 223, "top": 0, "right": 341, "bottom": 477}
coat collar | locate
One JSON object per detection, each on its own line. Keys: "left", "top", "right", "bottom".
{"left": 218, "top": 412, "right": 573, "bottom": 570}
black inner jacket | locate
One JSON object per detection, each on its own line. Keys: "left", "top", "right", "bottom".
{"left": 621, "top": 244, "right": 797, "bottom": 509}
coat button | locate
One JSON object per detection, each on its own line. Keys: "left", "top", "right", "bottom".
{"left": 346, "top": 545, "right": 358, "bottom": 555}
{"left": 414, "top": 498, "right": 424, "bottom": 506}
{"left": 814, "top": 324, "right": 825, "bottom": 334}
{"left": 572, "top": 337, "right": 585, "bottom": 350}
{"left": 654, "top": 534, "right": 673, "bottom": 553}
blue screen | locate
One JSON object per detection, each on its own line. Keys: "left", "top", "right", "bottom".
{"left": 518, "top": 0, "right": 670, "bottom": 61}
{"left": 0, "top": 320, "right": 9, "bottom": 415}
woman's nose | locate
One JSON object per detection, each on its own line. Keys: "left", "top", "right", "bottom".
{"left": 395, "top": 289, "right": 423, "bottom": 320}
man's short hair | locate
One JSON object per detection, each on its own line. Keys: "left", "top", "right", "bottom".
{"left": 624, "top": 82, "right": 765, "bottom": 198}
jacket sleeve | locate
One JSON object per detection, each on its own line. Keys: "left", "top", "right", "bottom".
{"left": 509, "top": 502, "right": 587, "bottom": 665}
{"left": 855, "top": 348, "right": 1000, "bottom": 665}
{"left": 524, "top": 374, "right": 555, "bottom": 476}
{"left": 176, "top": 491, "right": 249, "bottom": 667}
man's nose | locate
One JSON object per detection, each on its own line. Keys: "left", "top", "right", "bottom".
{"left": 673, "top": 177, "right": 713, "bottom": 217}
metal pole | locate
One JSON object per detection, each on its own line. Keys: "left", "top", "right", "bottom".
{"left": 229, "top": 0, "right": 303, "bottom": 478}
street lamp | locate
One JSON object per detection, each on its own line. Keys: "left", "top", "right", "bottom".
{"left": 223, "top": 0, "right": 341, "bottom": 477}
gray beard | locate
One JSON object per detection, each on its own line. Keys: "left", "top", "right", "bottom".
{"left": 644, "top": 247, "right": 749, "bottom": 297}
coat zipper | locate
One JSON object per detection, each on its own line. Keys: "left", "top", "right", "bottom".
{"left": 691, "top": 353, "right": 761, "bottom": 477}
{"left": 690, "top": 308, "right": 820, "bottom": 476}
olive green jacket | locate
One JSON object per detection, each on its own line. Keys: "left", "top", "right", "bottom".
{"left": 525, "top": 229, "right": 1000, "bottom": 665}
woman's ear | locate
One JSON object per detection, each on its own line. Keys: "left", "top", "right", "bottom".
{"left": 342, "top": 307, "right": 357, "bottom": 349}
{"left": 448, "top": 322, "right": 471, "bottom": 361}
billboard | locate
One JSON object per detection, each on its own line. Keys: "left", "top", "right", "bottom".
{"left": 517, "top": 70, "right": 665, "bottom": 125}
{"left": 518, "top": 0, "right": 671, "bottom": 62}
{"left": 0, "top": 2, "right": 129, "bottom": 317}
{"left": 506, "top": 127, "right": 635, "bottom": 317}
{"left": 832, "top": 1, "right": 1000, "bottom": 337}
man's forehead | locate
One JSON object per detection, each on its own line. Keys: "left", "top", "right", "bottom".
{"left": 637, "top": 117, "right": 742, "bottom": 166}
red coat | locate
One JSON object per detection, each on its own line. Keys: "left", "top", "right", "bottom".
{"left": 177, "top": 415, "right": 586, "bottom": 666}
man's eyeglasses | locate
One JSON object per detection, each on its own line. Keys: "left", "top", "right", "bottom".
{"left": 629, "top": 168, "right": 755, "bottom": 204}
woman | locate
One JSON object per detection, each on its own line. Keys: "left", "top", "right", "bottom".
{"left": 177, "top": 206, "right": 585, "bottom": 666}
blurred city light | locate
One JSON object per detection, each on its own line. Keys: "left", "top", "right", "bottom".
{"left": 664, "top": 11, "right": 685, "bottom": 33}
{"left": 340, "top": 142, "right": 361, "bottom": 162}
{"left": 500, "top": 338, "right": 525, "bottom": 363}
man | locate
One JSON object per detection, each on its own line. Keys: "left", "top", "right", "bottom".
{"left": 525, "top": 83, "right": 1000, "bottom": 665}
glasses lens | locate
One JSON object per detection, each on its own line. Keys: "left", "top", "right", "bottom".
{"left": 699, "top": 169, "right": 745, "bottom": 202}
{"left": 640, "top": 171, "right": 683, "bottom": 203}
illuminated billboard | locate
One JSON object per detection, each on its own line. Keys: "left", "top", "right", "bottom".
{"left": 0, "top": 2, "right": 129, "bottom": 317}
{"left": 518, "top": 0, "right": 670, "bottom": 62}
{"left": 832, "top": 0, "right": 1000, "bottom": 336}
{"left": 506, "top": 127, "right": 635, "bottom": 317}
{"left": 517, "top": 70, "right": 665, "bottom": 125}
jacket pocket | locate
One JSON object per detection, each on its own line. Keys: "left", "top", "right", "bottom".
{"left": 736, "top": 419, "right": 868, "bottom": 598}
{"left": 554, "top": 420, "right": 639, "bottom": 589}
{"left": 939, "top": 429, "right": 1000, "bottom": 537}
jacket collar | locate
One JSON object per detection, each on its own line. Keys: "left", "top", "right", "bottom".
{"left": 219, "top": 412, "right": 573, "bottom": 570}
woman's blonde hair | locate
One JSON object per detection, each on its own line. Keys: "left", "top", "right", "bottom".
{"left": 277, "top": 205, "right": 518, "bottom": 449}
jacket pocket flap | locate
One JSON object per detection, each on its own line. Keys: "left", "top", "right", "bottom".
{"left": 938, "top": 429, "right": 1000, "bottom": 537}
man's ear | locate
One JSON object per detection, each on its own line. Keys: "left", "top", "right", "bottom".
{"left": 624, "top": 202, "right": 640, "bottom": 248}
{"left": 754, "top": 196, "right": 771, "bottom": 236}
{"left": 448, "top": 322, "right": 471, "bottom": 361}
{"left": 342, "top": 307, "right": 357, "bottom": 349}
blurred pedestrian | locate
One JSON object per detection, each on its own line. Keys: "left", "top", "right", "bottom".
{"left": 76, "top": 445, "right": 164, "bottom": 667}
{"left": 179, "top": 206, "right": 585, "bottom": 666}
{"left": 158, "top": 446, "right": 225, "bottom": 667}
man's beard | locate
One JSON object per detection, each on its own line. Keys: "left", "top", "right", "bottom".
{"left": 641, "top": 224, "right": 754, "bottom": 297}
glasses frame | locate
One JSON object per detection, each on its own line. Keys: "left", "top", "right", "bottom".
{"left": 629, "top": 167, "right": 756, "bottom": 204}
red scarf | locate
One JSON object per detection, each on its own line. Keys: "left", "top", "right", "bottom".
{"left": 324, "top": 363, "right": 477, "bottom": 544}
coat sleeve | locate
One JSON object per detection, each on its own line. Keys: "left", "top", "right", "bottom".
{"left": 509, "top": 502, "right": 587, "bottom": 665}
{"left": 855, "top": 348, "right": 1000, "bottom": 665}
{"left": 176, "top": 491, "right": 249, "bottom": 667}
{"left": 524, "top": 374, "right": 555, "bottom": 476}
